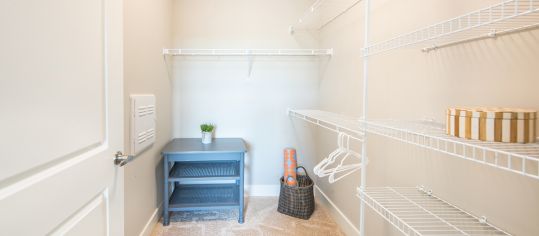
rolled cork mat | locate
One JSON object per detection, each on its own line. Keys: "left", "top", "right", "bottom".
{"left": 283, "top": 148, "right": 298, "bottom": 186}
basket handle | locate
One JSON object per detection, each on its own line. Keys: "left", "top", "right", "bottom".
{"left": 296, "top": 166, "right": 310, "bottom": 179}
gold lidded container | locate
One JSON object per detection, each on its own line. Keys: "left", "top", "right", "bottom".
{"left": 446, "top": 107, "right": 536, "bottom": 143}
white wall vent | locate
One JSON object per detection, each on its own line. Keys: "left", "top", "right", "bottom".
{"left": 130, "top": 94, "right": 156, "bottom": 155}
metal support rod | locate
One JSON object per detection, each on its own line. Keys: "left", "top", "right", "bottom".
{"left": 319, "top": 0, "right": 363, "bottom": 30}
{"left": 360, "top": 0, "right": 371, "bottom": 235}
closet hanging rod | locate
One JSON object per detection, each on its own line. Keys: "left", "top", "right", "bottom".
{"left": 163, "top": 48, "right": 333, "bottom": 56}
{"left": 363, "top": 0, "right": 539, "bottom": 56}
{"left": 288, "top": 109, "right": 364, "bottom": 142}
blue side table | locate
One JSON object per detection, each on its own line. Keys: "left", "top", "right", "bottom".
{"left": 161, "top": 138, "right": 246, "bottom": 225}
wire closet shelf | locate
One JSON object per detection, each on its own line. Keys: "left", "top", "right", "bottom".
{"left": 162, "top": 48, "right": 333, "bottom": 56}
{"left": 363, "top": 0, "right": 539, "bottom": 56}
{"left": 288, "top": 110, "right": 539, "bottom": 180}
{"left": 357, "top": 187, "right": 510, "bottom": 236}
{"left": 361, "top": 120, "right": 539, "bottom": 181}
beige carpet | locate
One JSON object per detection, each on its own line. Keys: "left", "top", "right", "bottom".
{"left": 151, "top": 197, "right": 345, "bottom": 236}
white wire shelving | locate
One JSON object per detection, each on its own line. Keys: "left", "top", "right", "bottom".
{"left": 361, "top": 120, "right": 539, "bottom": 180}
{"left": 162, "top": 48, "right": 333, "bottom": 56}
{"left": 357, "top": 187, "right": 511, "bottom": 236}
{"left": 354, "top": 1, "right": 538, "bottom": 235}
{"left": 162, "top": 49, "right": 333, "bottom": 77}
{"left": 288, "top": 109, "right": 364, "bottom": 142}
{"left": 363, "top": 0, "right": 539, "bottom": 56}
{"left": 290, "top": 0, "right": 362, "bottom": 34}
{"left": 288, "top": 110, "right": 539, "bottom": 180}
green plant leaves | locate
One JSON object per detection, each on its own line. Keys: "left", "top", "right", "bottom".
{"left": 200, "top": 123, "right": 215, "bottom": 132}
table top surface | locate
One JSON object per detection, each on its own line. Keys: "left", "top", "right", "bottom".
{"left": 162, "top": 138, "right": 247, "bottom": 155}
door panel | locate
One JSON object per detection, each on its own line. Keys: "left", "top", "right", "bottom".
{"left": 55, "top": 191, "right": 109, "bottom": 236}
{"left": 0, "top": 0, "right": 106, "bottom": 181}
{"left": 0, "top": 152, "right": 109, "bottom": 235}
{"left": 0, "top": 0, "right": 123, "bottom": 235}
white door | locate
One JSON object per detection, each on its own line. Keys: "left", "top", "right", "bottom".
{"left": 0, "top": 0, "right": 124, "bottom": 235}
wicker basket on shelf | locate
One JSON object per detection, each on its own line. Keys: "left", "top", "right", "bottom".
{"left": 277, "top": 166, "right": 315, "bottom": 220}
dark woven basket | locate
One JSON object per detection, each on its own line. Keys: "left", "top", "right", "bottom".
{"left": 277, "top": 166, "right": 315, "bottom": 219}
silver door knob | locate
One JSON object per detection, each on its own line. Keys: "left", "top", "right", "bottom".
{"left": 114, "top": 151, "right": 134, "bottom": 167}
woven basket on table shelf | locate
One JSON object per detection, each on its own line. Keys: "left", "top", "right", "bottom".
{"left": 277, "top": 166, "right": 315, "bottom": 220}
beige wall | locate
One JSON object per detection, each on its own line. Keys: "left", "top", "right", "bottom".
{"left": 305, "top": 0, "right": 539, "bottom": 235}
{"left": 170, "top": 0, "right": 321, "bottom": 194}
{"left": 121, "top": 0, "right": 538, "bottom": 235}
{"left": 123, "top": 0, "right": 172, "bottom": 235}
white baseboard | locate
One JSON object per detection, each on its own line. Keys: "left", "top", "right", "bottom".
{"left": 246, "top": 184, "right": 280, "bottom": 196}
{"left": 314, "top": 185, "right": 360, "bottom": 236}
{"left": 139, "top": 203, "right": 162, "bottom": 236}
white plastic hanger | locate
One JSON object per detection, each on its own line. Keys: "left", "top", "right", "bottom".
{"left": 314, "top": 132, "right": 344, "bottom": 176}
{"left": 314, "top": 132, "right": 349, "bottom": 177}
{"left": 328, "top": 134, "right": 362, "bottom": 183}
{"left": 313, "top": 133, "right": 363, "bottom": 183}
{"left": 321, "top": 134, "right": 362, "bottom": 182}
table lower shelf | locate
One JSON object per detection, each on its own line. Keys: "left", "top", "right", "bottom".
{"left": 168, "top": 161, "right": 240, "bottom": 182}
{"left": 169, "top": 184, "right": 240, "bottom": 211}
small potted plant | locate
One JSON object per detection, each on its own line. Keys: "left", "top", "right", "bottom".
{"left": 200, "top": 123, "right": 215, "bottom": 144}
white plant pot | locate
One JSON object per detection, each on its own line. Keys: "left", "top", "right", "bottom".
{"left": 201, "top": 131, "right": 213, "bottom": 144}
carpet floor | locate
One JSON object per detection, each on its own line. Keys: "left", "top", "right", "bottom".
{"left": 151, "top": 197, "right": 345, "bottom": 236}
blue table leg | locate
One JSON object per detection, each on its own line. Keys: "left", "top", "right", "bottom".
{"left": 239, "top": 155, "right": 244, "bottom": 223}
{"left": 163, "top": 157, "right": 170, "bottom": 226}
